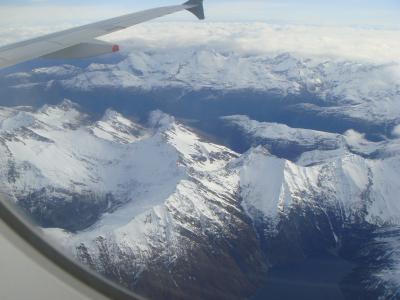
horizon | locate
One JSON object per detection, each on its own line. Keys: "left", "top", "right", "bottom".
{"left": 0, "top": 0, "right": 399, "bottom": 29}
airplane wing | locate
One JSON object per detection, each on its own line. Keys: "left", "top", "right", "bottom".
{"left": 0, "top": 0, "right": 204, "bottom": 69}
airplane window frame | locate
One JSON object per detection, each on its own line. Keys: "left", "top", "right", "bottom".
{"left": 0, "top": 195, "right": 145, "bottom": 300}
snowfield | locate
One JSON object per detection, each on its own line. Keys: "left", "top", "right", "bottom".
{"left": 41, "top": 50, "right": 400, "bottom": 124}
{"left": 1, "top": 23, "right": 400, "bottom": 126}
{"left": 1, "top": 100, "right": 400, "bottom": 297}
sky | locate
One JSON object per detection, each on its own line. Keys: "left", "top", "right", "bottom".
{"left": 0, "top": 0, "right": 399, "bottom": 28}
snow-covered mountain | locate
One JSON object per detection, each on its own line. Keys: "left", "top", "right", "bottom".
{"left": 233, "top": 145, "right": 400, "bottom": 298}
{"left": 238, "top": 145, "right": 400, "bottom": 228}
{"left": 1, "top": 23, "right": 400, "bottom": 300}
{"left": 0, "top": 101, "right": 266, "bottom": 299}
{"left": 222, "top": 115, "right": 400, "bottom": 160}
{"left": 1, "top": 101, "right": 400, "bottom": 299}
{"left": 2, "top": 49, "right": 400, "bottom": 129}
{"left": 106, "top": 49, "right": 400, "bottom": 124}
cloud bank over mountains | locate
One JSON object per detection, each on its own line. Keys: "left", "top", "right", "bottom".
{"left": 106, "top": 23, "right": 400, "bottom": 64}
{"left": 1, "top": 22, "right": 399, "bottom": 64}
{"left": 1, "top": 22, "right": 399, "bottom": 126}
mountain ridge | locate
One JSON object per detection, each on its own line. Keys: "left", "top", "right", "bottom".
{"left": 1, "top": 100, "right": 400, "bottom": 298}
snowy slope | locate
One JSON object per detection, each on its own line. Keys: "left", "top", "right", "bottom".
{"left": 46, "top": 108, "right": 240, "bottom": 261}
{"left": 1, "top": 101, "right": 260, "bottom": 299}
{"left": 34, "top": 51, "right": 396, "bottom": 125}
{"left": 232, "top": 144, "right": 400, "bottom": 296}
{"left": 0, "top": 101, "right": 192, "bottom": 234}
{"left": 222, "top": 115, "right": 344, "bottom": 157}
{"left": 223, "top": 115, "right": 400, "bottom": 160}
{"left": 90, "top": 109, "right": 147, "bottom": 144}
{"left": 2, "top": 101, "right": 400, "bottom": 298}
{"left": 0, "top": 100, "right": 178, "bottom": 205}
{"left": 235, "top": 146, "right": 400, "bottom": 227}
{"left": 2, "top": 38, "right": 399, "bottom": 126}
{"left": 222, "top": 115, "right": 342, "bottom": 147}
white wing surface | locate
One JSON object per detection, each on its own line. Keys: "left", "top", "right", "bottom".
{"left": 0, "top": 0, "right": 204, "bottom": 69}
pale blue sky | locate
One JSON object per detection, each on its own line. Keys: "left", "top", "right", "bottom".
{"left": 0, "top": 0, "right": 399, "bottom": 28}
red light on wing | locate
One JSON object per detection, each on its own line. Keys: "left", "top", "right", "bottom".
{"left": 112, "top": 45, "right": 120, "bottom": 53}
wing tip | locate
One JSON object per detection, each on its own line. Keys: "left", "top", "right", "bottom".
{"left": 184, "top": 0, "right": 205, "bottom": 20}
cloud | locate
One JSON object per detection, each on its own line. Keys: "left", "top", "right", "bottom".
{"left": 1, "top": 22, "right": 400, "bottom": 64}
{"left": 393, "top": 125, "right": 400, "bottom": 138}
{"left": 344, "top": 129, "right": 367, "bottom": 145}
{"left": 99, "top": 22, "right": 400, "bottom": 64}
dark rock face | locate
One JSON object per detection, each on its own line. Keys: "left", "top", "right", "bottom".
{"left": 75, "top": 195, "right": 268, "bottom": 300}
{"left": 69, "top": 193, "right": 368, "bottom": 300}
{"left": 135, "top": 225, "right": 267, "bottom": 300}
{"left": 17, "top": 189, "right": 119, "bottom": 232}
{"left": 247, "top": 197, "right": 390, "bottom": 299}
{"left": 263, "top": 206, "right": 340, "bottom": 266}
{"left": 67, "top": 188, "right": 395, "bottom": 300}
{"left": 1, "top": 96, "right": 396, "bottom": 299}
{"left": 340, "top": 226, "right": 400, "bottom": 300}
{"left": 339, "top": 226, "right": 381, "bottom": 300}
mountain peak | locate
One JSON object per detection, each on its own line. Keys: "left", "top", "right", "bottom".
{"left": 91, "top": 109, "right": 146, "bottom": 144}
{"left": 0, "top": 111, "right": 35, "bottom": 132}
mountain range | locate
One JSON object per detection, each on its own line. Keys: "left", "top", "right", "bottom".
{"left": 0, "top": 99, "right": 399, "bottom": 299}
{"left": 1, "top": 23, "right": 400, "bottom": 299}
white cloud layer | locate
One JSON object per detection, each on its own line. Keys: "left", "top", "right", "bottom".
{"left": 344, "top": 129, "right": 367, "bottom": 145}
{"left": 101, "top": 23, "right": 400, "bottom": 64}
{"left": 1, "top": 20, "right": 399, "bottom": 64}
{"left": 393, "top": 125, "right": 400, "bottom": 138}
